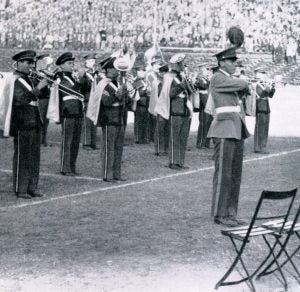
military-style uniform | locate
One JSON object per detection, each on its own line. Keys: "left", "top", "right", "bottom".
{"left": 254, "top": 78, "right": 275, "bottom": 154}
{"left": 10, "top": 50, "right": 44, "bottom": 198}
{"left": 98, "top": 79, "right": 126, "bottom": 181}
{"left": 169, "top": 71, "right": 191, "bottom": 169}
{"left": 56, "top": 53, "right": 84, "bottom": 175}
{"left": 36, "top": 53, "right": 52, "bottom": 147}
{"left": 80, "top": 70, "right": 99, "bottom": 149}
{"left": 154, "top": 64, "right": 170, "bottom": 156}
{"left": 133, "top": 77, "right": 150, "bottom": 144}
{"left": 154, "top": 79, "right": 169, "bottom": 155}
{"left": 146, "top": 68, "right": 159, "bottom": 143}
{"left": 207, "top": 47, "right": 250, "bottom": 226}
{"left": 195, "top": 77, "right": 213, "bottom": 149}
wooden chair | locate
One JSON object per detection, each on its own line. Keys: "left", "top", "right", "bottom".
{"left": 215, "top": 188, "right": 298, "bottom": 292}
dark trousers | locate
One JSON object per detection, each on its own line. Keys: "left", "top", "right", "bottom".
{"left": 134, "top": 105, "right": 150, "bottom": 143}
{"left": 83, "top": 115, "right": 97, "bottom": 147}
{"left": 13, "top": 129, "right": 41, "bottom": 194}
{"left": 101, "top": 125, "right": 125, "bottom": 180}
{"left": 196, "top": 109, "right": 212, "bottom": 148}
{"left": 148, "top": 113, "right": 156, "bottom": 142}
{"left": 60, "top": 117, "right": 82, "bottom": 173}
{"left": 39, "top": 99, "right": 49, "bottom": 145}
{"left": 254, "top": 113, "right": 270, "bottom": 152}
{"left": 154, "top": 115, "right": 169, "bottom": 155}
{"left": 169, "top": 115, "right": 190, "bottom": 167}
{"left": 211, "top": 138, "right": 244, "bottom": 219}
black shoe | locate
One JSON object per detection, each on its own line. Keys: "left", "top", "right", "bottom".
{"left": 228, "top": 216, "right": 247, "bottom": 226}
{"left": 83, "top": 145, "right": 92, "bottom": 150}
{"left": 114, "top": 177, "right": 127, "bottom": 182}
{"left": 28, "top": 191, "right": 44, "bottom": 198}
{"left": 169, "top": 164, "right": 181, "bottom": 170}
{"left": 254, "top": 150, "right": 270, "bottom": 154}
{"left": 16, "top": 192, "right": 32, "bottom": 199}
{"left": 180, "top": 165, "right": 189, "bottom": 170}
{"left": 61, "top": 172, "right": 75, "bottom": 177}
{"left": 103, "top": 178, "right": 116, "bottom": 183}
{"left": 214, "top": 217, "right": 239, "bottom": 227}
{"left": 90, "top": 145, "right": 99, "bottom": 150}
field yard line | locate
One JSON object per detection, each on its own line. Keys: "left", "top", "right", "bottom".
{"left": 1, "top": 148, "right": 300, "bottom": 210}
{"left": 0, "top": 169, "right": 104, "bottom": 182}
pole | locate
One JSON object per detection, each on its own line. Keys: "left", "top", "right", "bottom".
{"left": 222, "top": 0, "right": 227, "bottom": 49}
{"left": 153, "top": 0, "right": 158, "bottom": 46}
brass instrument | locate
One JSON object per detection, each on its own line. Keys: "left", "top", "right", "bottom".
{"left": 29, "top": 69, "right": 85, "bottom": 100}
{"left": 179, "top": 63, "right": 197, "bottom": 94}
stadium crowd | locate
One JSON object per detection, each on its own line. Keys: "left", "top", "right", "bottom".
{"left": 0, "top": 0, "right": 299, "bottom": 56}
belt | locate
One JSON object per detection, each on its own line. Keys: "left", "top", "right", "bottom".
{"left": 215, "top": 105, "right": 240, "bottom": 114}
{"left": 63, "top": 95, "right": 78, "bottom": 101}
{"left": 112, "top": 102, "right": 121, "bottom": 107}
{"left": 199, "top": 90, "right": 208, "bottom": 94}
{"left": 28, "top": 101, "right": 38, "bottom": 107}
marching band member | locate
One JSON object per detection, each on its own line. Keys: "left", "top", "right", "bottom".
{"left": 10, "top": 50, "right": 48, "bottom": 198}
{"left": 145, "top": 47, "right": 162, "bottom": 142}
{"left": 80, "top": 53, "right": 99, "bottom": 150}
{"left": 87, "top": 54, "right": 129, "bottom": 182}
{"left": 132, "top": 57, "right": 150, "bottom": 144}
{"left": 195, "top": 63, "right": 213, "bottom": 149}
{"left": 253, "top": 67, "right": 275, "bottom": 154}
{"left": 154, "top": 63, "right": 169, "bottom": 156}
{"left": 208, "top": 47, "right": 250, "bottom": 227}
{"left": 56, "top": 52, "right": 84, "bottom": 176}
{"left": 36, "top": 53, "right": 53, "bottom": 147}
{"left": 155, "top": 53, "right": 193, "bottom": 170}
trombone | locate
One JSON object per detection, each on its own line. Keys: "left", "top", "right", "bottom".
{"left": 29, "top": 69, "right": 85, "bottom": 100}
{"left": 11, "top": 61, "right": 85, "bottom": 100}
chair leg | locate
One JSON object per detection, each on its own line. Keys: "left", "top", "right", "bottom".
{"left": 261, "top": 237, "right": 300, "bottom": 281}
{"left": 262, "top": 235, "right": 288, "bottom": 291}
{"left": 231, "top": 239, "right": 256, "bottom": 292}
{"left": 258, "top": 232, "right": 300, "bottom": 280}
{"left": 278, "top": 240, "right": 300, "bottom": 280}
{"left": 215, "top": 238, "right": 256, "bottom": 292}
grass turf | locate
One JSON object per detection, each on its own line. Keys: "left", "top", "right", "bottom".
{"left": 0, "top": 124, "right": 300, "bottom": 292}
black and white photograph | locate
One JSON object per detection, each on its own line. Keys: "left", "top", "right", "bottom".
{"left": 0, "top": 0, "right": 300, "bottom": 291}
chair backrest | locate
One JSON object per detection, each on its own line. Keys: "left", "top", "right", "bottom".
{"left": 244, "top": 188, "right": 298, "bottom": 240}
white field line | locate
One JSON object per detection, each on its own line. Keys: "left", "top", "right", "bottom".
{"left": 1, "top": 148, "right": 300, "bottom": 210}
{"left": 0, "top": 169, "right": 104, "bottom": 182}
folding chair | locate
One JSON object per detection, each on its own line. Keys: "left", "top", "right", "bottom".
{"left": 215, "top": 188, "right": 298, "bottom": 292}
{"left": 256, "top": 200, "right": 300, "bottom": 283}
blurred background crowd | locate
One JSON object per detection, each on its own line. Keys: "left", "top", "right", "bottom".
{"left": 0, "top": 0, "right": 299, "bottom": 61}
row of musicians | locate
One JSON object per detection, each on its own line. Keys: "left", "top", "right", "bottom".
{"left": 7, "top": 50, "right": 274, "bottom": 198}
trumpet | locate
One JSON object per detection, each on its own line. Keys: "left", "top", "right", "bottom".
{"left": 29, "top": 69, "right": 85, "bottom": 100}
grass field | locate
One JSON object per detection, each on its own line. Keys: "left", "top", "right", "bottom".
{"left": 0, "top": 123, "right": 300, "bottom": 292}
